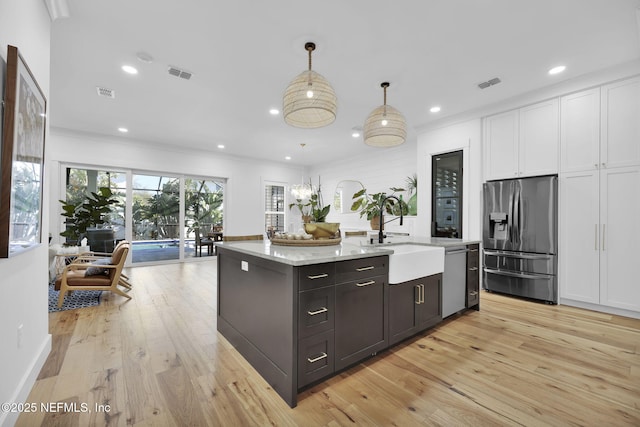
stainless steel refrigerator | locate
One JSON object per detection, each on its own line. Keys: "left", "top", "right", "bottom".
{"left": 482, "top": 175, "right": 558, "bottom": 304}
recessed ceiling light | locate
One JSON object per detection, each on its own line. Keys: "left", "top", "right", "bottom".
{"left": 121, "top": 65, "right": 138, "bottom": 75}
{"left": 217, "top": 144, "right": 225, "bottom": 149}
{"left": 548, "top": 65, "right": 566, "bottom": 75}
{"left": 351, "top": 132, "right": 361, "bottom": 138}
{"left": 430, "top": 106, "right": 441, "bottom": 113}
{"left": 269, "top": 108, "right": 280, "bottom": 115}
{"left": 285, "top": 156, "right": 291, "bottom": 160}
{"left": 118, "top": 127, "right": 128, "bottom": 133}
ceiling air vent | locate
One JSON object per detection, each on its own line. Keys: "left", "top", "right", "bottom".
{"left": 96, "top": 86, "right": 115, "bottom": 98}
{"left": 478, "top": 77, "right": 501, "bottom": 89}
{"left": 168, "top": 66, "right": 192, "bottom": 80}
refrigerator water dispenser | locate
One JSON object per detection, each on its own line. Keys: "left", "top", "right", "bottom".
{"left": 489, "top": 212, "right": 508, "bottom": 240}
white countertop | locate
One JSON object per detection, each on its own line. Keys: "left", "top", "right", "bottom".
{"left": 215, "top": 235, "right": 480, "bottom": 266}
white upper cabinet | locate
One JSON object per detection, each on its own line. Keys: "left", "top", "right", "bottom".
{"left": 519, "top": 98, "right": 559, "bottom": 177}
{"left": 560, "top": 88, "right": 600, "bottom": 173}
{"left": 484, "top": 110, "right": 519, "bottom": 180}
{"left": 484, "top": 99, "right": 559, "bottom": 181}
{"left": 601, "top": 76, "right": 640, "bottom": 169}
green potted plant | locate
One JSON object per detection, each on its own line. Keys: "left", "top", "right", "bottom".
{"left": 405, "top": 173, "right": 418, "bottom": 215}
{"left": 309, "top": 192, "right": 330, "bottom": 222}
{"left": 351, "top": 187, "right": 408, "bottom": 230}
{"left": 59, "top": 187, "right": 119, "bottom": 247}
{"left": 289, "top": 198, "right": 312, "bottom": 223}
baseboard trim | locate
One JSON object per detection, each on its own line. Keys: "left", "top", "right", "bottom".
{"left": 560, "top": 299, "right": 640, "bottom": 320}
{"left": 0, "top": 334, "right": 52, "bottom": 427}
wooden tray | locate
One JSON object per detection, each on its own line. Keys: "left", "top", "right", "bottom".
{"left": 270, "top": 237, "right": 342, "bottom": 246}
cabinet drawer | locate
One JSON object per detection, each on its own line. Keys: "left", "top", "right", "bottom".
{"left": 299, "top": 287, "right": 335, "bottom": 339}
{"left": 298, "top": 329, "right": 334, "bottom": 388}
{"left": 335, "top": 256, "right": 387, "bottom": 284}
{"left": 299, "top": 263, "right": 335, "bottom": 291}
{"left": 467, "top": 244, "right": 480, "bottom": 269}
{"left": 467, "top": 268, "right": 480, "bottom": 307}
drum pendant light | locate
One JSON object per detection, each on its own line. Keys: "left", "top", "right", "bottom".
{"left": 283, "top": 42, "right": 337, "bottom": 128}
{"left": 363, "top": 82, "right": 407, "bottom": 147}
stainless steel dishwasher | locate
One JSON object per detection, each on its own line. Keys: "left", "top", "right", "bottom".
{"left": 442, "top": 246, "right": 468, "bottom": 317}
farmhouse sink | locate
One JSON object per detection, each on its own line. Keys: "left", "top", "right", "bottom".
{"left": 388, "top": 244, "right": 445, "bottom": 284}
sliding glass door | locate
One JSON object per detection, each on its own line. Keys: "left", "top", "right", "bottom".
{"left": 61, "top": 165, "right": 225, "bottom": 264}
{"left": 131, "top": 174, "right": 180, "bottom": 262}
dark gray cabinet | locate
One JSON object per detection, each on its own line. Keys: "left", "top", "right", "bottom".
{"left": 297, "top": 257, "right": 388, "bottom": 383}
{"left": 217, "top": 245, "right": 477, "bottom": 408}
{"left": 335, "top": 275, "right": 387, "bottom": 370}
{"left": 388, "top": 274, "right": 442, "bottom": 345}
{"left": 466, "top": 244, "right": 480, "bottom": 308}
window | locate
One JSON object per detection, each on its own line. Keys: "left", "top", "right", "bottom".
{"left": 63, "top": 167, "right": 127, "bottom": 243}
{"left": 432, "top": 150, "right": 463, "bottom": 238}
{"left": 265, "top": 183, "right": 285, "bottom": 236}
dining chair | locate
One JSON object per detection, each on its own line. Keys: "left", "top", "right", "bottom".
{"left": 223, "top": 234, "right": 264, "bottom": 241}
{"left": 195, "top": 228, "right": 214, "bottom": 256}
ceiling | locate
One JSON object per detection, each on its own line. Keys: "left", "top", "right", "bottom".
{"left": 48, "top": 0, "right": 640, "bottom": 167}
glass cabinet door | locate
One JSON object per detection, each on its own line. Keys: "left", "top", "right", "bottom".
{"left": 432, "top": 150, "right": 463, "bottom": 238}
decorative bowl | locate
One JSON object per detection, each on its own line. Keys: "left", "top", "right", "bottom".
{"left": 303, "top": 222, "right": 340, "bottom": 239}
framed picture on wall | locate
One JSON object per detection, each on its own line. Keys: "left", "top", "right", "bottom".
{"left": 0, "top": 45, "right": 47, "bottom": 257}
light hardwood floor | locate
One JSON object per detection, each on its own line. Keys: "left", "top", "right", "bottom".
{"left": 18, "top": 261, "right": 640, "bottom": 426}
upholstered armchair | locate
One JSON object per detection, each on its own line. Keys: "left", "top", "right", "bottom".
{"left": 54, "top": 241, "right": 131, "bottom": 307}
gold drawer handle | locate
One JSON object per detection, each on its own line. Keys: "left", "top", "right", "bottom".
{"left": 356, "top": 280, "right": 376, "bottom": 287}
{"left": 469, "top": 291, "right": 478, "bottom": 296}
{"left": 307, "top": 273, "right": 329, "bottom": 279}
{"left": 307, "top": 307, "right": 328, "bottom": 316}
{"left": 307, "top": 352, "right": 328, "bottom": 363}
{"left": 355, "top": 266, "right": 375, "bottom": 272}
{"left": 469, "top": 267, "right": 478, "bottom": 271}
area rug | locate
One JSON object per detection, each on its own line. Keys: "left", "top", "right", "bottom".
{"left": 48, "top": 284, "right": 102, "bottom": 312}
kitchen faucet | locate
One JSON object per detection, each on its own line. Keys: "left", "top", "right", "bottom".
{"left": 378, "top": 195, "right": 404, "bottom": 244}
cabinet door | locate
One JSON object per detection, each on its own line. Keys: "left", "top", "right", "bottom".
{"left": 519, "top": 99, "right": 559, "bottom": 177}
{"left": 559, "top": 171, "right": 600, "bottom": 303}
{"left": 484, "top": 110, "right": 519, "bottom": 180}
{"left": 388, "top": 281, "right": 420, "bottom": 346}
{"left": 601, "top": 77, "right": 640, "bottom": 169}
{"left": 560, "top": 88, "right": 600, "bottom": 173}
{"left": 334, "top": 277, "right": 387, "bottom": 370}
{"left": 417, "top": 274, "right": 442, "bottom": 329}
{"left": 599, "top": 166, "right": 640, "bottom": 311}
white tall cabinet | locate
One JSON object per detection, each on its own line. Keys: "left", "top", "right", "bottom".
{"left": 559, "top": 76, "right": 640, "bottom": 314}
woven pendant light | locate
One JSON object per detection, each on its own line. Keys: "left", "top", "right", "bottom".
{"left": 283, "top": 42, "right": 337, "bottom": 128}
{"left": 363, "top": 82, "right": 406, "bottom": 147}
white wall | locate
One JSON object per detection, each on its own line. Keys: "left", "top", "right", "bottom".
{"left": 415, "top": 119, "right": 483, "bottom": 239}
{"left": 309, "top": 140, "right": 419, "bottom": 234}
{"left": 0, "top": 1, "right": 52, "bottom": 426}
{"left": 47, "top": 128, "right": 305, "bottom": 241}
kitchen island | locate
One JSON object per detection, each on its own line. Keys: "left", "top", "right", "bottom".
{"left": 215, "top": 237, "right": 479, "bottom": 407}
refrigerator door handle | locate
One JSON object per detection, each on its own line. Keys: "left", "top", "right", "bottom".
{"left": 513, "top": 184, "right": 521, "bottom": 245}
{"left": 508, "top": 184, "right": 515, "bottom": 243}
{"left": 484, "top": 268, "right": 553, "bottom": 280}
{"left": 484, "top": 250, "right": 553, "bottom": 260}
